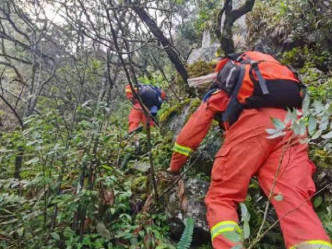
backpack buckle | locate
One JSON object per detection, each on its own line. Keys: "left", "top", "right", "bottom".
{"left": 250, "top": 61, "right": 258, "bottom": 67}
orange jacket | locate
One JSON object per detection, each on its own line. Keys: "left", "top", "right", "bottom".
{"left": 125, "top": 84, "right": 139, "bottom": 102}
{"left": 169, "top": 90, "right": 230, "bottom": 172}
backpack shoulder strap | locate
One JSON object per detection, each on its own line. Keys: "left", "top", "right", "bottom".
{"left": 249, "top": 61, "right": 269, "bottom": 95}
{"left": 222, "top": 65, "right": 246, "bottom": 124}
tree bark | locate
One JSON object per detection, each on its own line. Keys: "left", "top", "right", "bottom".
{"left": 131, "top": 5, "right": 188, "bottom": 83}
{"left": 217, "top": 0, "right": 255, "bottom": 56}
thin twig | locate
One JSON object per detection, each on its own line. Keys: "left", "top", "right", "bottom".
{"left": 255, "top": 135, "right": 293, "bottom": 238}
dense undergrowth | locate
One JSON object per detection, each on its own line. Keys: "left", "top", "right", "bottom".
{"left": 0, "top": 102, "right": 176, "bottom": 249}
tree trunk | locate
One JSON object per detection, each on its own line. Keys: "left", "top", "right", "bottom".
{"left": 216, "top": 0, "right": 255, "bottom": 56}
{"left": 131, "top": 5, "right": 188, "bottom": 83}
{"left": 14, "top": 146, "right": 24, "bottom": 179}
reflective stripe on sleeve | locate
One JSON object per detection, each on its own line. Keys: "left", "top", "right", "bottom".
{"left": 211, "top": 220, "right": 242, "bottom": 241}
{"left": 289, "top": 240, "right": 332, "bottom": 249}
{"left": 173, "top": 143, "right": 193, "bottom": 156}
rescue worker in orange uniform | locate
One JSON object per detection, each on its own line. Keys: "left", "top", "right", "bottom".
{"left": 167, "top": 60, "right": 331, "bottom": 248}
{"left": 125, "top": 83, "right": 166, "bottom": 132}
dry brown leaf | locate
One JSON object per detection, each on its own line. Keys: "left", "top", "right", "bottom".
{"left": 144, "top": 233, "right": 154, "bottom": 249}
{"left": 142, "top": 193, "right": 154, "bottom": 212}
{"left": 181, "top": 196, "right": 189, "bottom": 211}
{"left": 83, "top": 217, "right": 92, "bottom": 232}
{"left": 103, "top": 189, "right": 115, "bottom": 207}
{"left": 178, "top": 179, "right": 185, "bottom": 199}
{"left": 178, "top": 179, "right": 188, "bottom": 211}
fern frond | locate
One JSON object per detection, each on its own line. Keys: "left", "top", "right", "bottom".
{"left": 177, "top": 216, "right": 195, "bottom": 249}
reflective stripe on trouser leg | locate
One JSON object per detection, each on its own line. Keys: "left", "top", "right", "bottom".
{"left": 173, "top": 143, "right": 193, "bottom": 157}
{"left": 289, "top": 240, "right": 332, "bottom": 249}
{"left": 211, "top": 220, "right": 242, "bottom": 241}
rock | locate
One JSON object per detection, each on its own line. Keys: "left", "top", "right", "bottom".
{"left": 165, "top": 178, "right": 211, "bottom": 246}
{"left": 202, "top": 29, "right": 212, "bottom": 48}
{"left": 187, "top": 43, "right": 220, "bottom": 65}
{"left": 161, "top": 99, "right": 201, "bottom": 137}
{"left": 132, "top": 162, "right": 150, "bottom": 173}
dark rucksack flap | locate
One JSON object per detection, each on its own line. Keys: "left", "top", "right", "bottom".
{"left": 138, "top": 85, "right": 162, "bottom": 108}
{"left": 215, "top": 61, "right": 242, "bottom": 95}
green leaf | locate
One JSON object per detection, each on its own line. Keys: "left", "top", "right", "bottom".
{"left": 243, "top": 221, "right": 250, "bottom": 240}
{"left": 271, "top": 117, "right": 286, "bottom": 130}
{"left": 302, "top": 95, "right": 310, "bottom": 113}
{"left": 308, "top": 116, "right": 317, "bottom": 135}
{"left": 51, "top": 232, "right": 60, "bottom": 241}
{"left": 96, "top": 222, "right": 111, "bottom": 240}
{"left": 319, "top": 116, "right": 329, "bottom": 131}
{"left": 25, "top": 157, "right": 39, "bottom": 165}
{"left": 300, "top": 120, "right": 307, "bottom": 135}
{"left": 223, "top": 231, "right": 241, "bottom": 243}
{"left": 293, "top": 122, "right": 301, "bottom": 135}
{"left": 311, "top": 129, "right": 322, "bottom": 140}
{"left": 321, "top": 130, "right": 332, "bottom": 140}
{"left": 284, "top": 109, "right": 293, "bottom": 124}
{"left": 327, "top": 103, "right": 332, "bottom": 115}
{"left": 102, "top": 165, "right": 113, "bottom": 171}
{"left": 17, "top": 227, "right": 24, "bottom": 237}
{"left": 290, "top": 108, "right": 298, "bottom": 124}
{"left": 314, "top": 196, "right": 322, "bottom": 208}
{"left": 266, "top": 128, "right": 277, "bottom": 135}
{"left": 274, "top": 194, "right": 284, "bottom": 201}
{"left": 267, "top": 131, "right": 286, "bottom": 139}
{"left": 177, "top": 217, "right": 195, "bottom": 249}
{"left": 231, "top": 246, "right": 243, "bottom": 249}
{"left": 239, "top": 203, "right": 250, "bottom": 222}
{"left": 240, "top": 203, "right": 250, "bottom": 239}
{"left": 313, "top": 100, "right": 323, "bottom": 113}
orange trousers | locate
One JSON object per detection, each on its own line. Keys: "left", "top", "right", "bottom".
{"left": 128, "top": 107, "right": 154, "bottom": 132}
{"left": 205, "top": 108, "right": 331, "bottom": 249}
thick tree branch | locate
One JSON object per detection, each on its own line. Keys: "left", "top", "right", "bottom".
{"left": 218, "top": 0, "right": 256, "bottom": 55}
{"left": 130, "top": 3, "right": 188, "bottom": 83}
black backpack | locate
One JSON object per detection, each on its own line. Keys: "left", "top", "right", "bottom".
{"left": 205, "top": 51, "right": 306, "bottom": 127}
{"left": 138, "top": 84, "right": 163, "bottom": 109}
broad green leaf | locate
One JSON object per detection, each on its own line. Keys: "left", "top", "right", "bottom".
{"left": 243, "top": 221, "right": 250, "bottom": 240}
{"left": 290, "top": 109, "right": 298, "bottom": 123}
{"left": 17, "top": 227, "right": 24, "bottom": 237}
{"left": 313, "top": 100, "right": 323, "bottom": 113}
{"left": 308, "top": 116, "right": 317, "bottom": 135}
{"left": 314, "top": 196, "right": 323, "bottom": 208}
{"left": 284, "top": 109, "right": 293, "bottom": 124}
{"left": 267, "top": 131, "right": 286, "bottom": 139}
{"left": 223, "top": 231, "right": 241, "bottom": 243}
{"left": 299, "top": 120, "right": 307, "bottom": 135}
{"left": 327, "top": 103, "right": 332, "bottom": 115}
{"left": 293, "top": 122, "right": 301, "bottom": 135}
{"left": 239, "top": 203, "right": 250, "bottom": 222}
{"left": 319, "top": 116, "right": 329, "bottom": 131}
{"left": 302, "top": 94, "right": 310, "bottom": 113}
{"left": 96, "top": 222, "right": 111, "bottom": 240}
{"left": 311, "top": 129, "right": 322, "bottom": 140}
{"left": 51, "top": 232, "right": 60, "bottom": 241}
{"left": 271, "top": 117, "right": 286, "bottom": 130}
{"left": 321, "top": 130, "right": 332, "bottom": 140}
{"left": 266, "top": 128, "right": 277, "bottom": 135}
{"left": 102, "top": 165, "right": 113, "bottom": 171}
{"left": 25, "top": 157, "right": 39, "bottom": 165}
